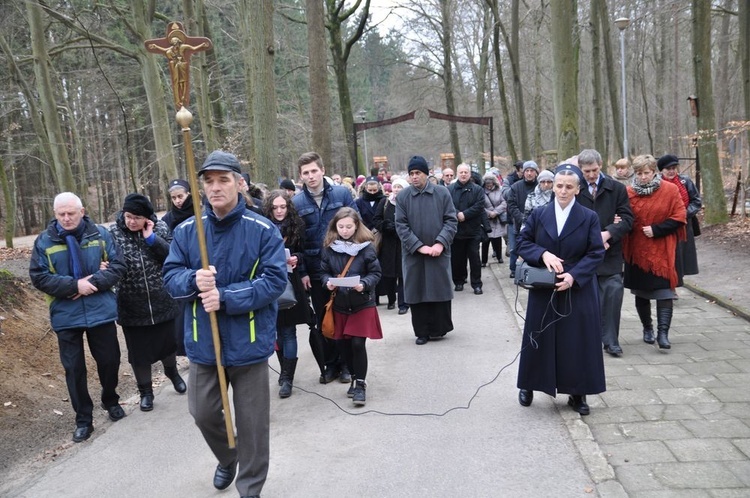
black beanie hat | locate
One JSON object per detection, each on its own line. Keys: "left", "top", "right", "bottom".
{"left": 122, "top": 193, "right": 155, "bottom": 218}
{"left": 280, "top": 179, "right": 296, "bottom": 191}
{"left": 407, "top": 156, "right": 429, "bottom": 175}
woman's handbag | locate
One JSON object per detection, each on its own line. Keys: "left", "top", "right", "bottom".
{"left": 277, "top": 278, "right": 297, "bottom": 310}
{"left": 321, "top": 255, "right": 356, "bottom": 339}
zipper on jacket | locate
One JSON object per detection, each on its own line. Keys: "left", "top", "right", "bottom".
{"left": 136, "top": 234, "right": 155, "bottom": 324}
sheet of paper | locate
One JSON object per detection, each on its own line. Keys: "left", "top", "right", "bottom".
{"left": 328, "top": 276, "right": 360, "bottom": 287}
{"left": 285, "top": 248, "right": 292, "bottom": 273}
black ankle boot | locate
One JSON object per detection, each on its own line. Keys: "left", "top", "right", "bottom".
{"left": 279, "top": 358, "right": 297, "bottom": 398}
{"left": 635, "top": 301, "right": 655, "bottom": 344}
{"left": 656, "top": 306, "right": 673, "bottom": 349}
{"left": 165, "top": 366, "right": 187, "bottom": 394}
{"left": 138, "top": 383, "right": 154, "bottom": 411}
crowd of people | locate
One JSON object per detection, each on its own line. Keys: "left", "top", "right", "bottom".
{"left": 29, "top": 147, "right": 700, "bottom": 498}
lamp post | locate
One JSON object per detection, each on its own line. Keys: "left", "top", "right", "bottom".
{"left": 615, "top": 17, "right": 630, "bottom": 157}
{"left": 358, "top": 109, "right": 369, "bottom": 172}
{"left": 687, "top": 95, "right": 701, "bottom": 191}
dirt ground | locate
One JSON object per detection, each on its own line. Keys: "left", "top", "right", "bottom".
{"left": 0, "top": 247, "right": 184, "bottom": 484}
{"left": 1, "top": 216, "right": 749, "bottom": 485}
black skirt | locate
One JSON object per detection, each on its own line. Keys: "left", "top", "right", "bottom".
{"left": 122, "top": 319, "right": 177, "bottom": 366}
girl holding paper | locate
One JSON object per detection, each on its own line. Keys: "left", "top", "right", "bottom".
{"left": 320, "top": 207, "right": 383, "bottom": 406}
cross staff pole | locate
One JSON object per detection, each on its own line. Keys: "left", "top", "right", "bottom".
{"left": 145, "top": 22, "right": 235, "bottom": 449}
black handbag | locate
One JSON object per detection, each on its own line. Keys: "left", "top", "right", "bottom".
{"left": 277, "top": 278, "right": 297, "bottom": 310}
{"left": 514, "top": 261, "right": 557, "bottom": 289}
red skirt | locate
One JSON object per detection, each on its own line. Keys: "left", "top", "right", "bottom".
{"left": 333, "top": 307, "right": 383, "bottom": 340}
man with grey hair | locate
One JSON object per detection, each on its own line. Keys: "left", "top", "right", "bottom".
{"left": 164, "top": 150, "right": 287, "bottom": 496}
{"left": 576, "top": 149, "right": 634, "bottom": 356}
{"left": 30, "top": 192, "right": 127, "bottom": 442}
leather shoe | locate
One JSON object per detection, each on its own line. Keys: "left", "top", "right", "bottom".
{"left": 604, "top": 344, "right": 623, "bottom": 357}
{"left": 213, "top": 461, "right": 237, "bottom": 490}
{"left": 454, "top": 284, "right": 464, "bottom": 291}
{"left": 509, "top": 271, "right": 515, "bottom": 279}
{"left": 568, "top": 395, "right": 590, "bottom": 415}
{"left": 140, "top": 394, "right": 154, "bottom": 412}
{"left": 104, "top": 403, "right": 125, "bottom": 421}
{"left": 72, "top": 425, "right": 93, "bottom": 443}
{"left": 387, "top": 303, "right": 396, "bottom": 310}
{"left": 518, "top": 389, "right": 533, "bottom": 407}
{"left": 415, "top": 337, "right": 429, "bottom": 345}
{"left": 473, "top": 287, "right": 483, "bottom": 295}
{"left": 398, "top": 307, "right": 409, "bottom": 315}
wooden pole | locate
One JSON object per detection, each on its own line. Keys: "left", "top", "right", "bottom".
{"left": 146, "top": 22, "right": 235, "bottom": 448}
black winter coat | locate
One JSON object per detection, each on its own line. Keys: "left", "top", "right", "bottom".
{"left": 576, "top": 175, "right": 634, "bottom": 276}
{"left": 507, "top": 179, "right": 538, "bottom": 230}
{"left": 372, "top": 198, "right": 402, "bottom": 279}
{"left": 109, "top": 213, "right": 177, "bottom": 326}
{"left": 320, "top": 244, "right": 381, "bottom": 315}
{"left": 273, "top": 219, "right": 313, "bottom": 327}
{"left": 448, "top": 180, "right": 485, "bottom": 239}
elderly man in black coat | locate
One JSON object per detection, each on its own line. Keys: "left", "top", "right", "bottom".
{"left": 575, "top": 150, "right": 634, "bottom": 357}
{"left": 448, "top": 164, "right": 487, "bottom": 294}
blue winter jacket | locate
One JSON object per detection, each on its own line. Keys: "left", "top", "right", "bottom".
{"left": 29, "top": 216, "right": 126, "bottom": 332}
{"left": 291, "top": 180, "right": 358, "bottom": 280}
{"left": 162, "top": 196, "right": 287, "bottom": 367}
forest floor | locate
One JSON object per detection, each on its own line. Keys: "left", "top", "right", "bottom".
{"left": 1, "top": 215, "right": 750, "bottom": 485}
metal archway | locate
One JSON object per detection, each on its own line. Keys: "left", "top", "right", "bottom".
{"left": 352, "top": 109, "right": 494, "bottom": 177}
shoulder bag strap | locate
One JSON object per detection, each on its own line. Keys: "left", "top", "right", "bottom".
{"left": 338, "top": 255, "right": 355, "bottom": 277}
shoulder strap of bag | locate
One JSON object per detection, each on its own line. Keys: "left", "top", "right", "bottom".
{"left": 338, "top": 255, "right": 355, "bottom": 277}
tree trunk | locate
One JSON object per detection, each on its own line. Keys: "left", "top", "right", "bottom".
{"left": 692, "top": 0, "right": 727, "bottom": 224}
{"left": 307, "top": 0, "right": 332, "bottom": 169}
{"left": 0, "top": 35, "right": 57, "bottom": 186}
{"left": 741, "top": 0, "right": 750, "bottom": 171}
{"left": 245, "top": 0, "right": 278, "bottom": 185}
{"left": 131, "top": 1, "right": 178, "bottom": 188}
{"left": 487, "top": 0, "right": 517, "bottom": 161}
{"left": 439, "top": 0, "right": 461, "bottom": 165}
{"left": 325, "top": 0, "right": 370, "bottom": 177}
{"left": 508, "top": 0, "right": 529, "bottom": 159}
{"left": 590, "top": 0, "right": 606, "bottom": 159}
{"left": 596, "top": 0, "right": 623, "bottom": 158}
{"left": 0, "top": 151, "right": 16, "bottom": 247}
{"left": 551, "top": 0, "right": 580, "bottom": 160}
{"left": 27, "top": 1, "right": 76, "bottom": 193}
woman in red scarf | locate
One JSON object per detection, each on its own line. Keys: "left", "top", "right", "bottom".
{"left": 657, "top": 154, "right": 702, "bottom": 285}
{"left": 623, "top": 155, "right": 686, "bottom": 350}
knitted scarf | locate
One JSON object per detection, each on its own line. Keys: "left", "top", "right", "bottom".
{"left": 662, "top": 175, "right": 689, "bottom": 208}
{"left": 623, "top": 181, "right": 686, "bottom": 288}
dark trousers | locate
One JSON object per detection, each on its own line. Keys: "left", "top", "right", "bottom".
{"left": 309, "top": 279, "right": 339, "bottom": 369}
{"left": 55, "top": 322, "right": 121, "bottom": 427}
{"left": 380, "top": 275, "right": 407, "bottom": 309}
{"left": 598, "top": 274, "right": 624, "bottom": 348}
{"left": 451, "top": 236, "right": 482, "bottom": 288}
{"left": 188, "top": 362, "right": 269, "bottom": 497}
{"left": 481, "top": 236, "right": 504, "bottom": 264}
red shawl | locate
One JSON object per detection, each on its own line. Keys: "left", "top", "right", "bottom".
{"left": 623, "top": 181, "right": 686, "bottom": 288}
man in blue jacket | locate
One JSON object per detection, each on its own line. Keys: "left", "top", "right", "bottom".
{"left": 292, "top": 151, "right": 358, "bottom": 384}
{"left": 29, "top": 192, "right": 127, "bottom": 443}
{"left": 163, "top": 150, "right": 287, "bottom": 498}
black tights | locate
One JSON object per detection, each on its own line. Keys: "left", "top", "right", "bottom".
{"left": 338, "top": 337, "right": 368, "bottom": 381}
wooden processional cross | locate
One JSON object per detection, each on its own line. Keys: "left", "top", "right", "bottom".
{"left": 145, "top": 21, "right": 211, "bottom": 110}
{"left": 145, "top": 23, "right": 237, "bottom": 449}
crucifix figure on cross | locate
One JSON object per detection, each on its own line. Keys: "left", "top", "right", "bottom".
{"left": 145, "top": 21, "right": 211, "bottom": 110}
